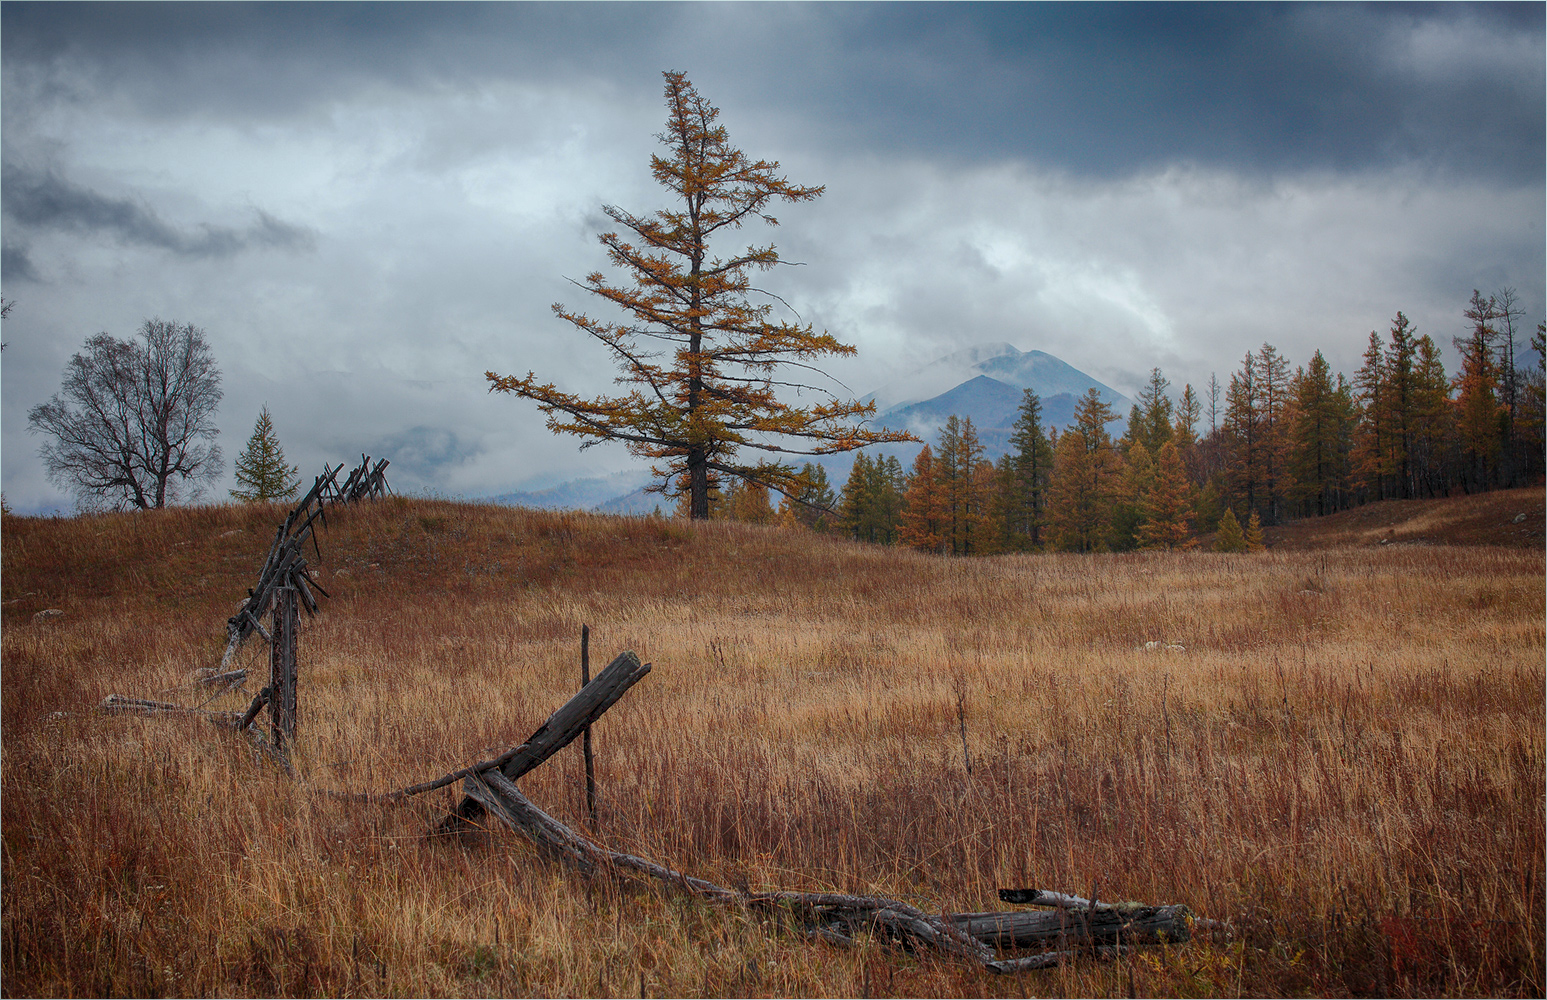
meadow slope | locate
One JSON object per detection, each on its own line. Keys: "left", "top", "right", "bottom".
{"left": 2, "top": 493, "right": 1542, "bottom": 997}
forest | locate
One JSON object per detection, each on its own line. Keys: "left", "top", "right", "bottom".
{"left": 699, "top": 290, "right": 1545, "bottom": 556}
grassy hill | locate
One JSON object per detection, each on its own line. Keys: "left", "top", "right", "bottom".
{"left": 3, "top": 492, "right": 1542, "bottom": 997}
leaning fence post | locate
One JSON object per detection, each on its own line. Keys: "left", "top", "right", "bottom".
{"left": 270, "top": 585, "right": 299, "bottom": 748}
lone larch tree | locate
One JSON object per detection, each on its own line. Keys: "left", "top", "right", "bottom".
{"left": 486, "top": 71, "right": 911, "bottom": 518}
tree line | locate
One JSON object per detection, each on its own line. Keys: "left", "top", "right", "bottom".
{"left": 695, "top": 289, "right": 1545, "bottom": 553}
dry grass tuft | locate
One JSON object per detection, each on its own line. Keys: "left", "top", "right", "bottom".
{"left": 3, "top": 496, "right": 1542, "bottom": 996}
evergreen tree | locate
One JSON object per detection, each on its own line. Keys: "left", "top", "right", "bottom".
{"left": 1382, "top": 311, "right": 1420, "bottom": 498}
{"left": 1411, "top": 336, "right": 1453, "bottom": 497}
{"left": 777, "top": 462, "right": 836, "bottom": 531}
{"left": 1137, "top": 440, "right": 1197, "bottom": 550}
{"left": 1213, "top": 507, "right": 1248, "bottom": 553}
{"left": 1046, "top": 390, "right": 1123, "bottom": 552}
{"left": 1136, "top": 367, "right": 1175, "bottom": 453}
{"left": 1255, "top": 343, "right": 1292, "bottom": 523}
{"left": 899, "top": 445, "right": 944, "bottom": 552}
{"left": 1351, "top": 330, "right": 1388, "bottom": 501}
{"left": 230, "top": 405, "right": 300, "bottom": 502}
{"left": 1003, "top": 389, "right": 1054, "bottom": 550}
{"left": 1453, "top": 290, "right": 1504, "bottom": 491}
{"left": 838, "top": 452, "right": 874, "bottom": 540}
{"left": 1110, "top": 440, "right": 1154, "bottom": 550}
{"left": 1224, "top": 351, "right": 1265, "bottom": 521}
{"left": 1287, "top": 351, "right": 1351, "bottom": 517}
{"left": 1244, "top": 509, "right": 1266, "bottom": 551}
{"left": 1174, "top": 383, "right": 1201, "bottom": 449}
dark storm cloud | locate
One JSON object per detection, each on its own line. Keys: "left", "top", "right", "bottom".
{"left": 0, "top": 164, "right": 316, "bottom": 259}
{"left": 4, "top": 2, "right": 1541, "bottom": 181}
{"left": 1, "top": 240, "right": 40, "bottom": 282}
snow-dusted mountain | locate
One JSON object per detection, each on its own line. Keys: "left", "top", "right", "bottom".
{"left": 868, "top": 343, "right": 1129, "bottom": 449}
{"left": 867, "top": 343, "right": 1128, "bottom": 417}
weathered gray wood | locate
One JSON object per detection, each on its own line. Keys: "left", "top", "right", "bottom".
{"left": 462, "top": 765, "right": 996, "bottom": 963}
{"left": 998, "top": 888, "right": 1113, "bottom": 910}
{"left": 238, "top": 686, "right": 270, "bottom": 730}
{"left": 949, "top": 904, "right": 1191, "bottom": 949}
{"left": 580, "top": 624, "right": 596, "bottom": 825}
{"left": 985, "top": 945, "right": 1128, "bottom": 975}
{"left": 361, "top": 651, "right": 649, "bottom": 805}
{"left": 270, "top": 586, "right": 299, "bottom": 747}
{"left": 97, "top": 694, "right": 243, "bottom": 726}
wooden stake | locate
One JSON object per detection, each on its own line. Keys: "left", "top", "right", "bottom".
{"left": 581, "top": 624, "right": 597, "bottom": 825}
{"left": 270, "top": 586, "right": 299, "bottom": 748}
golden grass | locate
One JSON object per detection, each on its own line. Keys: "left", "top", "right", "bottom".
{"left": 3, "top": 497, "right": 1542, "bottom": 997}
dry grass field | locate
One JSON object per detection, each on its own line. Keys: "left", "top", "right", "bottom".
{"left": 3, "top": 490, "right": 1542, "bottom": 997}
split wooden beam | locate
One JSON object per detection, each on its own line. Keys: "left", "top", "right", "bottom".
{"left": 348, "top": 650, "right": 650, "bottom": 805}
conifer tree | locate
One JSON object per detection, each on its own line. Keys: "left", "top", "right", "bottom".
{"left": 1212, "top": 507, "right": 1248, "bottom": 553}
{"left": 1352, "top": 330, "right": 1388, "bottom": 500}
{"left": 486, "top": 72, "right": 912, "bottom": 518}
{"left": 1046, "top": 389, "right": 1123, "bottom": 552}
{"left": 1453, "top": 290, "right": 1504, "bottom": 491}
{"left": 1137, "top": 440, "right": 1197, "bottom": 550}
{"left": 1110, "top": 440, "right": 1154, "bottom": 550}
{"left": 1224, "top": 352, "right": 1265, "bottom": 519}
{"left": 230, "top": 405, "right": 300, "bottom": 502}
{"left": 1255, "top": 343, "right": 1292, "bottom": 523}
{"left": 777, "top": 462, "right": 836, "bottom": 531}
{"left": 1244, "top": 509, "right": 1266, "bottom": 551}
{"left": 1287, "top": 351, "right": 1354, "bottom": 517}
{"left": 838, "top": 452, "right": 874, "bottom": 541}
{"left": 1411, "top": 336, "right": 1453, "bottom": 497}
{"left": 899, "top": 445, "right": 944, "bottom": 552}
{"left": 1003, "top": 389, "right": 1054, "bottom": 550}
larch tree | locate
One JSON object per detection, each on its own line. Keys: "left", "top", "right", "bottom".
{"left": 1453, "top": 290, "right": 1503, "bottom": 491}
{"left": 1046, "top": 388, "right": 1123, "bottom": 552}
{"left": 1351, "top": 330, "right": 1388, "bottom": 500}
{"left": 486, "top": 72, "right": 911, "bottom": 519}
{"left": 1137, "top": 440, "right": 1197, "bottom": 550}
{"left": 230, "top": 405, "right": 301, "bottom": 502}
{"left": 1212, "top": 507, "right": 1248, "bottom": 553}
{"left": 1286, "top": 351, "right": 1350, "bottom": 516}
{"left": 899, "top": 445, "right": 944, "bottom": 553}
{"left": 1223, "top": 351, "right": 1265, "bottom": 521}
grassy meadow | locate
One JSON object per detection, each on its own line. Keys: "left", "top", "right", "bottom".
{"left": 2, "top": 493, "right": 1542, "bottom": 997}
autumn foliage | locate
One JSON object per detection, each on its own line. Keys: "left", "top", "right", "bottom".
{"left": 486, "top": 72, "right": 911, "bottom": 519}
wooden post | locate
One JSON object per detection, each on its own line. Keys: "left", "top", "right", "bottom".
{"left": 270, "top": 585, "right": 299, "bottom": 748}
{"left": 581, "top": 625, "right": 597, "bottom": 825}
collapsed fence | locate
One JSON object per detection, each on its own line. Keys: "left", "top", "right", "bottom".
{"left": 97, "top": 461, "right": 1207, "bottom": 977}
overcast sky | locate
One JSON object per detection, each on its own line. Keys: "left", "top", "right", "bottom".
{"left": 3, "top": 2, "right": 1542, "bottom": 513}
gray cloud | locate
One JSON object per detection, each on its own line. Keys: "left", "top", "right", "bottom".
{"left": 1, "top": 164, "right": 316, "bottom": 260}
{"left": 0, "top": 3, "right": 1540, "bottom": 513}
{"left": 1, "top": 240, "right": 39, "bottom": 283}
{"left": 3, "top": 4, "right": 1540, "bottom": 181}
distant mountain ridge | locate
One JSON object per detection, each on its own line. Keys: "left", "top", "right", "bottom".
{"left": 867, "top": 343, "right": 1129, "bottom": 457}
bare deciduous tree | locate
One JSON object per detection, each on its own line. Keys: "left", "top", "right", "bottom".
{"left": 28, "top": 319, "right": 223, "bottom": 511}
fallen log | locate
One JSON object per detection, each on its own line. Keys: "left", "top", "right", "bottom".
{"left": 97, "top": 694, "right": 243, "bottom": 726}
{"left": 949, "top": 904, "right": 1191, "bottom": 949}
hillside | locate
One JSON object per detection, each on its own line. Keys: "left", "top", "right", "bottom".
{"left": 1264, "top": 485, "right": 1544, "bottom": 550}
{"left": 2, "top": 498, "right": 1542, "bottom": 998}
